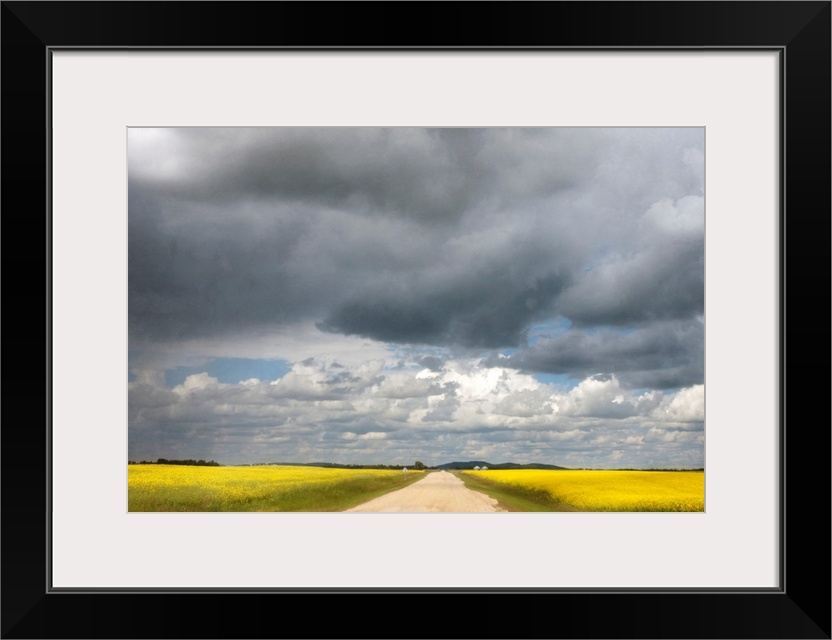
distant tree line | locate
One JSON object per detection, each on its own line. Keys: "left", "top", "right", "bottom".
{"left": 572, "top": 467, "right": 704, "bottom": 472}
{"left": 128, "top": 458, "right": 221, "bottom": 466}
{"left": 239, "top": 461, "right": 429, "bottom": 470}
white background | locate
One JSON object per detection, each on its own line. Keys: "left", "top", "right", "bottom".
{"left": 51, "top": 51, "right": 779, "bottom": 588}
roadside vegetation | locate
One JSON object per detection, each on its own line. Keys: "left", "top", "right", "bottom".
{"left": 452, "top": 471, "right": 581, "bottom": 511}
{"left": 457, "top": 469, "right": 704, "bottom": 512}
{"left": 128, "top": 464, "right": 425, "bottom": 512}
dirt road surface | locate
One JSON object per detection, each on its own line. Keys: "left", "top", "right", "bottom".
{"left": 344, "top": 470, "right": 506, "bottom": 512}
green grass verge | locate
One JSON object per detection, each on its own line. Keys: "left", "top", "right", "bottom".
{"left": 318, "top": 471, "right": 427, "bottom": 512}
{"left": 452, "top": 471, "right": 582, "bottom": 512}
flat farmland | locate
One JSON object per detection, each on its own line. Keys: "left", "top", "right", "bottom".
{"left": 128, "top": 464, "right": 425, "bottom": 512}
{"left": 459, "top": 469, "right": 704, "bottom": 512}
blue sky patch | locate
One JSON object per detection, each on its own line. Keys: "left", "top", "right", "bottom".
{"left": 534, "top": 372, "right": 578, "bottom": 389}
{"left": 527, "top": 317, "right": 572, "bottom": 345}
{"left": 165, "top": 357, "right": 292, "bottom": 387}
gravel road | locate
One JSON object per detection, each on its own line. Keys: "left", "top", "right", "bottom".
{"left": 344, "top": 470, "right": 506, "bottom": 512}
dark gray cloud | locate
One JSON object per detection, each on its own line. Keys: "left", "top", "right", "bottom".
{"left": 129, "top": 128, "right": 603, "bottom": 220}
{"left": 130, "top": 127, "right": 703, "bottom": 349}
{"left": 557, "top": 236, "right": 704, "bottom": 327}
{"left": 318, "top": 271, "right": 569, "bottom": 348}
{"left": 494, "top": 319, "right": 704, "bottom": 390}
{"left": 416, "top": 355, "right": 445, "bottom": 372}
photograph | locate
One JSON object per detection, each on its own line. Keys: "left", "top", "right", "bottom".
{"left": 128, "top": 126, "right": 705, "bottom": 513}
{"left": 2, "top": 0, "right": 828, "bottom": 637}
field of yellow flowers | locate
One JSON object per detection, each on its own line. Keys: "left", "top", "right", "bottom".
{"left": 462, "top": 469, "right": 704, "bottom": 512}
{"left": 128, "top": 464, "right": 424, "bottom": 512}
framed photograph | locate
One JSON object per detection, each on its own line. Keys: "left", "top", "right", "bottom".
{"left": 124, "top": 123, "right": 709, "bottom": 519}
{"left": 3, "top": 2, "right": 829, "bottom": 638}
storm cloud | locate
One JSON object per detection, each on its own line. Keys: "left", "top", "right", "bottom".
{"left": 495, "top": 318, "right": 704, "bottom": 390}
{"left": 128, "top": 127, "right": 705, "bottom": 467}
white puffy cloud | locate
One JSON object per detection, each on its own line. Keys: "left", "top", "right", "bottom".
{"left": 652, "top": 384, "right": 705, "bottom": 422}
{"left": 559, "top": 374, "right": 639, "bottom": 418}
{"left": 130, "top": 354, "right": 705, "bottom": 468}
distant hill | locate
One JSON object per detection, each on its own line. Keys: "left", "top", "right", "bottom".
{"left": 434, "top": 460, "right": 569, "bottom": 470}
{"left": 233, "top": 460, "right": 570, "bottom": 470}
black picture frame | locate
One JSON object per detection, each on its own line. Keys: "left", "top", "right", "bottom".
{"left": 2, "top": 2, "right": 829, "bottom": 638}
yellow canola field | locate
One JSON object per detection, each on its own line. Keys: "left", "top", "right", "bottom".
{"left": 128, "top": 464, "right": 422, "bottom": 512}
{"left": 464, "top": 469, "right": 704, "bottom": 512}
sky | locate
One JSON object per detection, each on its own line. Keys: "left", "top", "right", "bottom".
{"left": 128, "top": 127, "right": 704, "bottom": 468}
